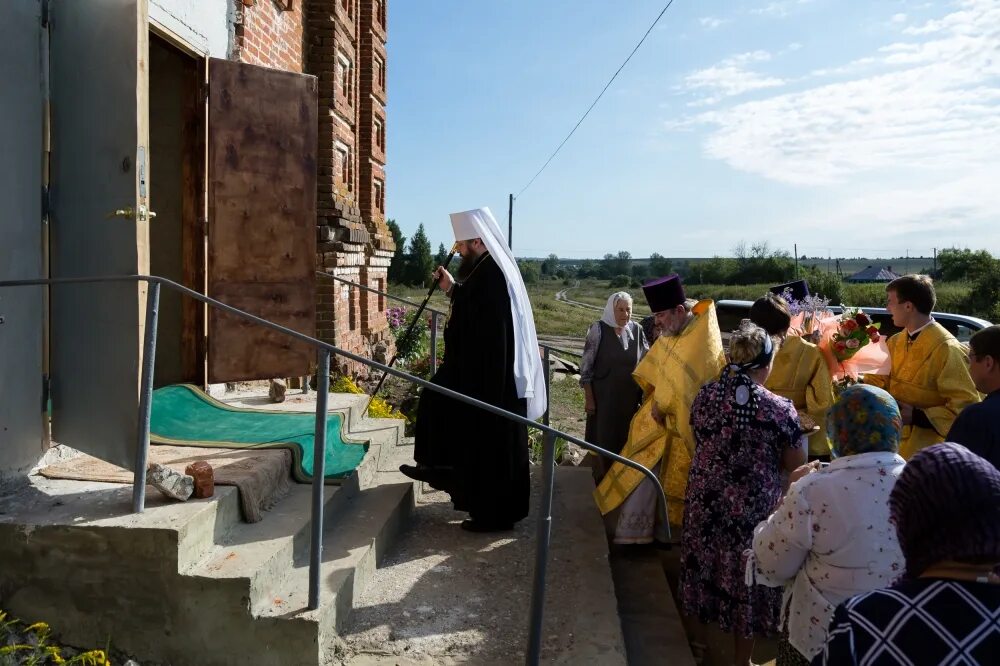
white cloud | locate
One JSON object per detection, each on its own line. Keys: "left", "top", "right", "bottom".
{"left": 891, "top": 13, "right": 909, "bottom": 24}
{"left": 675, "top": 0, "right": 1000, "bottom": 193}
{"left": 669, "top": 0, "right": 1000, "bottom": 247}
{"left": 751, "top": 0, "right": 815, "bottom": 18}
{"left": 699, "top": 16, "right": 729, "bottom": 30}
{"left": 668, "top": 0, "right": 1000, "bottom": 250}
{"left": 681, "top": 50, "right": 786, "bottom": 106}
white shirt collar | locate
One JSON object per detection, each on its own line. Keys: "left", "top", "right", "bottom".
{"left": 907, "top": 317, "right": 935, "bottom": 337}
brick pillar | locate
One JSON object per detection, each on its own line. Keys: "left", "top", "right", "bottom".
{"left": 358, "top": 0, "right": 394, "bottom": 351}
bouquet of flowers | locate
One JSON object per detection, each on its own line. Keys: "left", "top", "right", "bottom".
{"left": 779, "top": 288, "right": 834, "bottom": 344}
{"left": 830, "top": 308, "right": 881, "bottom": 361}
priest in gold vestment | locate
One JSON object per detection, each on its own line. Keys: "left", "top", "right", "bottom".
{"left": 594, "top": 275, "right": 725, "bottom": 542}
{"left": 753, "top": 287, "right": 836, "bottom": 460}
{"left": 863, "top": 275, "right": 980, "bottom": 460}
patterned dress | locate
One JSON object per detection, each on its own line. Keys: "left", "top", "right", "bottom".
{"left": 678, "top": 379, "right": 802, "bottom": 638}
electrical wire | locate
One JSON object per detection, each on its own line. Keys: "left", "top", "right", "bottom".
{"left": 515, "top": 0, "right": 677, "bottom": 199}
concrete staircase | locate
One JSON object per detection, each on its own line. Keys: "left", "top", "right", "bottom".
{"left": 0, "top": 390, "right": 416, "bottom": 666}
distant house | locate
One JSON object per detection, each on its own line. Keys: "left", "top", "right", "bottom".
{"left": 846, "top": 265, "right": 901, "bottom": 283}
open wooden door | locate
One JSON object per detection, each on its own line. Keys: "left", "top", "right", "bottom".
{"left": 49, "top": 0, "right": 149, "bottom": 469}
{"left": 206, "top": 58, "right": 318, "bottom": 383}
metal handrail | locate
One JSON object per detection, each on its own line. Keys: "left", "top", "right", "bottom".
{"left": 1, "top": 273, "right": 668, "bottom": 666}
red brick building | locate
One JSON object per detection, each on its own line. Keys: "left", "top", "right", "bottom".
{"left": 234, "top": 0, "right": 394, "bottom": 375}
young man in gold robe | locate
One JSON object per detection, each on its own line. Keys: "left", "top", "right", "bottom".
{"left": 752, "top": 287, "right": 836, "bottom": 460}
{"left": 594, "top": 274, "right": 726, "bottom": 543}
{"left": 863, "top": 275, "right": 980, "bottom": 460}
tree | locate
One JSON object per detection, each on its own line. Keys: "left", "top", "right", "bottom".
{"left": 434, "top": 243, "right": 449, "bottom": 269}
{"left": 938, "top": 248, "right": 996, "bottom": 282}
{"left": 631, "top": 263, "right": 650, "bottom": 281}
{"left": 961, "top": 251, "right": 1000, "bottom": 321}
{"left": 541, "top": 253, "right": 560, "bottom": 276}
{"left": 601, "top": 251, "right": 632, "bottom": 278}
{"left": 649, "top": 252, "right": 672, "bottom": 277}
{"left": 517, "top": 260, "right": 540, "bottom": 285}
{"left": 404, "top": 224, "right": 434, "bottom": 286}
{"left": 386, "top": 219, "right": 408, "bottom": 284}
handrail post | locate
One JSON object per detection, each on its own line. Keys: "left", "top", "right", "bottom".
{"left": 308, "top": 349, "right": 331, "bottom": 610}
{"left": 430, "top": 312, "right": 439, "bottom": 375}
{"left": 527, "top": 426, "right": 557, "bottom": 665}
{"left": 542, "top": 346, "right": 551, "bottom": 428}
{"left": 132, "top": 280, "right": 160, "bottom": 514}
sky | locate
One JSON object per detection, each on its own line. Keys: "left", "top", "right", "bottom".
{"left": 386, "top": 0, "right": 1000, "bottom": 260}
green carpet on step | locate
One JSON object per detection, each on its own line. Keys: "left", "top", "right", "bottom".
{"left": 149, "top": 384, "right": 367, "bottom": 482}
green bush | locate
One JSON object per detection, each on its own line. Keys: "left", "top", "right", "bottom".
{"left": 608, "top": 274, "right": 631, "bottom": 288}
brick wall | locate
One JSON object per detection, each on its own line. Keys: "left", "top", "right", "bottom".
{"left": 233, "top": 1, "right": 305, "bottom": 72}
{"left": 234, "top": 0, "right": 394, "bottom": 379}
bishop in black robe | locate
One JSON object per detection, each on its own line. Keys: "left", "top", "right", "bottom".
{"left": 409, "top": 250, "right": 530, "bottom": 530}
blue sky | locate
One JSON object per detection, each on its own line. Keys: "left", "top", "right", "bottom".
{"left": 386, "top": 0, "right": 1000, "bottom": 259}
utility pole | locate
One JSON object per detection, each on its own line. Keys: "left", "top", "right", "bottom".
{"left": 794, "top": 243, "right": 799, "bottom": 278}
{"left": 933, "top": 247, "right": 937, "bottom": 274}
{"left": 906, "top": 249, "right": 909, "bottom": 274}
{"left": 508, "top": 193, "right": 513, "bottom": 250}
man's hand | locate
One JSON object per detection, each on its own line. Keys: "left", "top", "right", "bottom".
{"left": 584, "top": 396, "right": 596, "bottom": 415}
{"left": 898, "top": 401, "right": 914, "bottom": 426}
{"left": 433, "top": 266, "right": 454, "bottom": 293}
{"left": 651, "top": 402, "right": 666, "bottom": 425}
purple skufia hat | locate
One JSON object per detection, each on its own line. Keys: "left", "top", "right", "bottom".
{"left": 642, "top": 274, "right": 685, "bottom": 314}
{"left": 889, "top": 442, "right": 1000, "bottom": 578}
{"left": 770, "top": 279, "right": 811, "bottom": 302}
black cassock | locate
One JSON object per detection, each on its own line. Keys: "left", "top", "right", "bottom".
{"left": 414, "top": 251, "right": 530, "bottom": 525}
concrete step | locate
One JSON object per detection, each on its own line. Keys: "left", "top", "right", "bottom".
{"left": 256, "top": 482, "right": 414, "bottom": 657}
{"left": 183, "top": 482, "right": 355, "bottom": 615}
{"left": 337, "top": 467, "right": 626, "bottom": 664}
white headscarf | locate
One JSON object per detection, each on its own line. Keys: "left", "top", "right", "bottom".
{"left": 450, "top": 207, "right": 548, "bottom": 421}
{"left": 601, "top": 292, "right": 635, "bottom": 349}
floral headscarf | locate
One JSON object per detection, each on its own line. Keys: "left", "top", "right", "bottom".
{"left": 826, "top": 384, "right": 901, "bottom": 458}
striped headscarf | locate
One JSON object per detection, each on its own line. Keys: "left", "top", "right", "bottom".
{"left": 889, "top": 442, "right": 1000, "bottom": 577}
{"left": 826, "top": 384, "right": 901, "bottom": 458}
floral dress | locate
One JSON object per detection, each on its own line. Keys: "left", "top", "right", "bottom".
{"left": 678, "top": 379, "right": 801, "bottom": 638}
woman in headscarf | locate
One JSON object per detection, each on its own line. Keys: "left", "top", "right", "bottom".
{"left": 579, "top": 291, "right": 648, "bottom": 481}
{"left": 678, "top": 321, "right": 807, "bottom": 666}
{"left": 747, "top": 384, "right": 906, "bottom": 665}
{"left": 816, "top": 442, "right": 1000, "bottom": 665}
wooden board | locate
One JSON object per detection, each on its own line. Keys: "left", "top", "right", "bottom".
{"left": 207, "top": 58, "right": 318, "bottom": 383}
{"left": 48, "top": 0, "right": 148, "bottom": 470}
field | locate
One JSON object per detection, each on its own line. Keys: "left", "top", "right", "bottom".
{"left": 385, "top": 277, "right": 973, "bottom": 445}
{"left": 388, "top": 278, "right": 973, "bottom": 342}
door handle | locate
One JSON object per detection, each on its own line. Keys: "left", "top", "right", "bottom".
{"left": 109, "top": 206, "right": 136, "bottom": 219}
{"left": 108, "top": 205, "right": 157, "bottom": 221}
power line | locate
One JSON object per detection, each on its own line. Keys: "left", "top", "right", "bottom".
{"left": 514, "top": 0, "right": 677, "bottom": 199}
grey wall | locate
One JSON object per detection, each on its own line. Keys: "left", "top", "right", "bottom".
{"left": 151, "top": 0, "right": 233, "bottom": 58}
{"left": 0, "top": 1, "right": 45, "bottom": 485}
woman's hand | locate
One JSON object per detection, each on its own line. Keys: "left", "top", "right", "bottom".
{"left": 788, "top": 460, "right": 822, "bottom": 485}
{"left": 583, "top": 385, "right": 596, "bottom": 415}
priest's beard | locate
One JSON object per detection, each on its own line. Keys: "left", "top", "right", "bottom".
{"left": 455, "top": 251, "right": 482, "bottom": 281}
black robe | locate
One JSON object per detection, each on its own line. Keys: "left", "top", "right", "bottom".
{"left": 414, "top": 251, "right": 530, "bottom": 524}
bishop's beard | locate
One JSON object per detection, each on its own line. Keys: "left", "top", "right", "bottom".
{"left": 455, "top": 252, "right": 480, "bottom": 281}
